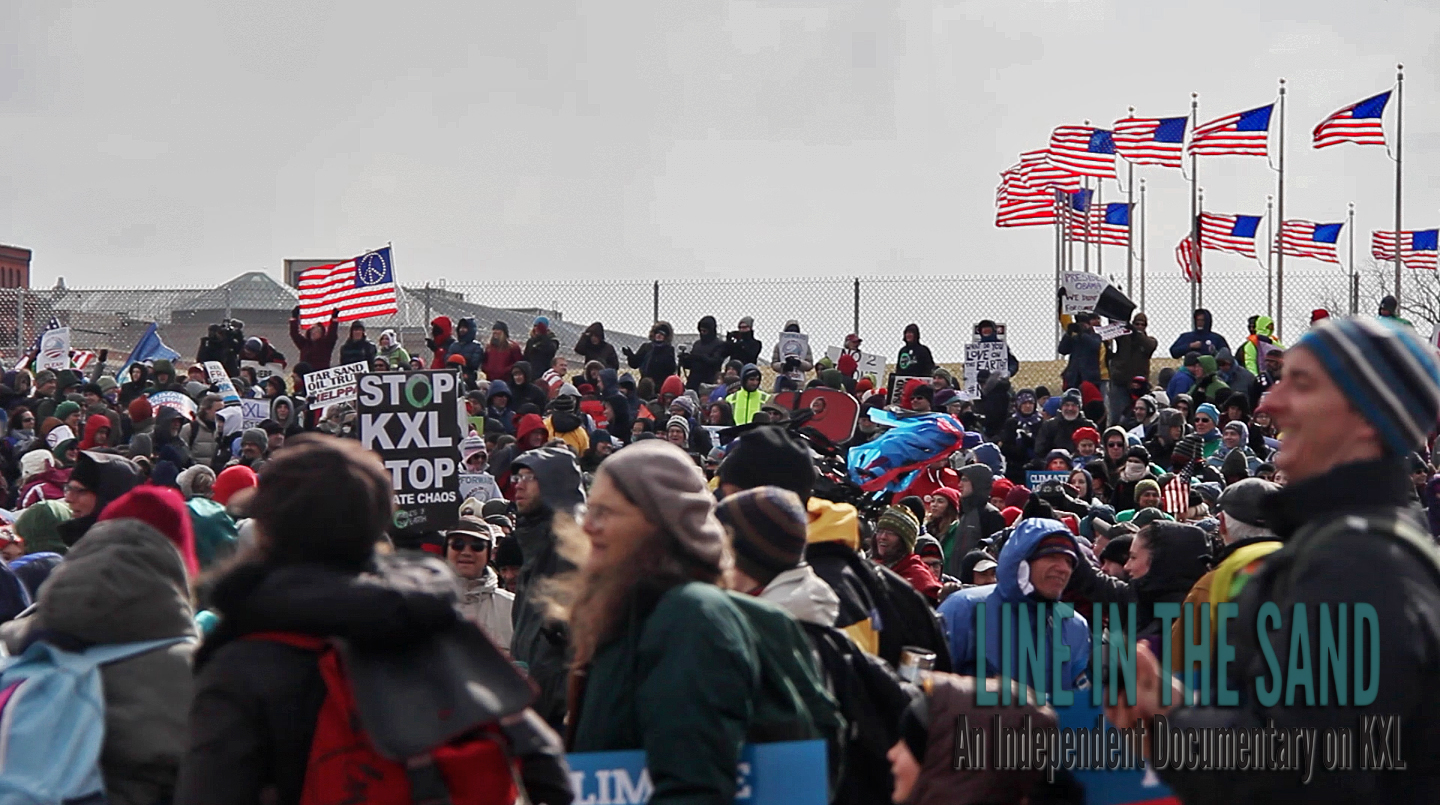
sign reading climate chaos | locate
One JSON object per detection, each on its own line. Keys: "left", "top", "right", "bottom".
{"left": 358, "top": 370, "right": 464, "bottom": 533}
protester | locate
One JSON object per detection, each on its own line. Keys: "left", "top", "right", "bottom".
{"left": 58, "top": 450, "right": 142, "bottom": 546}
{"left": 524, "top": 317, "right": 561, "bottom": 373}
{"left": 895, "top": 323, "right": 935, "bottom": 378}
{"left": 769, "top": 319, "right": 814, "bottom": 392}
{"left": 444, "top": 516, "right": 515, "bottom": 651}
{"left": 1168, "top": 307, "right": 1229, "bottom": 358}
{"left": 1058, "top": 312, "right": 1102, "bottom": 390}
{"left": 872, "top": 505, "right": 941, "bottom": 602}
{"left": 623, "top": 321, "right": 678, "bottom": 384}
{"left": 722, "top": 316, "right": 764, "bottom": 366}
{"left": 287, "top": 307, "right": 338, "bottom": 370}
{"left": 574, "top": 322, "right": 620, "bottom": 370}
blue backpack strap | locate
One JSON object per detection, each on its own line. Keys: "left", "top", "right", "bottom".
{"left": 6, "top": 637, "right": 194, "bottom": 677}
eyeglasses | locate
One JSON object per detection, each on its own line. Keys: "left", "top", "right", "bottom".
{"left": 64, "top": 483, "right": 91, "bottom": 496}
{"left": 448, "top": 536, "right": 491, "bottom": 552}
{"left": 1106, "top": 441, "right": 1125, "bottom": 449}
{"left": 1195, "top": 417, "right": 1213, "bottom": 424}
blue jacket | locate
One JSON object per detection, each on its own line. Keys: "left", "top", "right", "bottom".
{"left": 1165, "top": 369, "right": 1197, "bottom": 400}
{"left": 1167, "top": 309, "right": 1229, "bottom": 358}
{"left": 937, "top": 518, "right": 1090, "bottom": 693}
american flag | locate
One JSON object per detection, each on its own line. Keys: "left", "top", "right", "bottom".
{"left": 1046, "top": 126, "right": 1118, "bottom": 179}
{"left": 1019, "top": 148, "right": 1081, "bottom": 191}
{"left": 297, "top": 247, "right": 399, "bottom": 327}
{"left": 1313, "top": 91, "right": 1391, "bottom": 149}
{"left": 1277, "top": 220, "right": 1344, "bottom": 264}
{"left": 1372, "top": 229, "right": 1439, "bottom": 270}
{"left": 1175, "top": 235, "right": 1200, "bottom": 281}
{"left": 1113, "top": 115, "right": 1187, "bottom": 168}
{"left": 1161, "top": 475, "right": 1191, "bottom": 517}
{"left": 995, "top": 156, "right": 1059, "bottom": 228}
{"left": 1189, "top": 104, "right": 1274, "bottom": 157}
{"left": 1199, "top": 213, "right": 1262, "bottom": 258}
{"left": 1068, "top": 196, "right": 1131, "bottom": 246}
{"left": 71, "top": 351, "right": 97, "bottom": 371}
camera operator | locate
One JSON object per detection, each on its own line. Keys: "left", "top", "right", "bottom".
{"left": 197, "top": 319, "right": 245, "bottom": 377}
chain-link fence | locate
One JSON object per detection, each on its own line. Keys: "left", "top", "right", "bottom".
{"left": 0, "top": 267, "right": 1381, "bottom": 370}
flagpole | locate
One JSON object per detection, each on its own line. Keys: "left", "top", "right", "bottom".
{"left": 1055, "top": 188, "right": 1063, "bottom": 353}
{"left": 1348, "top": 202, "right": 1357, "bottom": 314}
{"left": 1097, "top": 179, "right": 1104, "bottom": 278}
{"left": 1140, "top": 178, "right": 1147, "bottom": 310}
{"left": 1190, "top": 93, "right": 1199, "bottom": 315}
{"left": 1197, "top": 186, "right": 1205, "bottom": 310}
{"left": 1266, "top": 194, "right": 1274, "bottom": 318}
{"left": 1395, "top": 63, "right": 1404, "bottom": 305}
{"left": 1083, "top": 176, "right": 1091, "bottom": 273}
{"left": 1276, "top": 78, "right": 1287, "bottom": 342}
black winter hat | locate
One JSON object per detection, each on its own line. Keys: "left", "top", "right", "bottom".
{"left": 493, "top": 535, "right": 523, "bottom": 568}
{"left": 1217, "top": 477, "right": 1280, "bottom": 528}
{"left": 718, "top": 426, "right": 816, "bottom": 503}
{"left": 493, "top": 321, "right": 509, "bottom": 336}
{"left": 1099, "top": 534, "right": 1133, "bottom": 566}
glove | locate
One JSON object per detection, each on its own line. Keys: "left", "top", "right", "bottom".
{"left": 98, "top": 349, "right": 108, "bottom": 362}
{"left": 622, "top": 346, "right": 634, "bottom": 358}
{"left": 291, "top": 305, "right": 301, "bottom": 318}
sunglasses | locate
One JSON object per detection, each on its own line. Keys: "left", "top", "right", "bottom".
{"left": 1106, "top": 441, "right": 1125, "bottom": 448}
{"left": 447, "top": 536, "right": 491, "bottom": 552}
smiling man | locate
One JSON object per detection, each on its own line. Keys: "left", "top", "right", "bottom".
{"left": 1108, "top": 316, "right": 1440, "bottom": 803}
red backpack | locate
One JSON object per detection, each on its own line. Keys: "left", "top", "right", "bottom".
{"left": 249, "top": 633, "right": 519, "bottom": 805}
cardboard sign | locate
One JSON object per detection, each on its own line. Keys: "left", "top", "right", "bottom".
{"left": 458, "top": 472, "right": 502, "bottom": 502}
{"left": 777, "top": 332, "right": 809, "bottom": 363}
{"left": 795, "top": 388, "right": 859, "bottom": 444}
{"left": 1094, "top": 322, "right": 1132, "bottom": 341}
{"left": 37, "top": 327, "right": 71, "bottom": 373}
{"left": 305, "top": 361, "right": 368, "bottom": 408}
{"left": 963, "top": 341, "right": 1010, "bottom": 398}
{"left": 147, "top": 390, "right": 197, "bottom": 421}
{"left": 203, "top": 361, "right": 242, "bottom": 405}
{"left": 1026, "top": 470, "right": 1071, "bottom": 490}
{"left": 358, "top": 371, "right": 465, "bottom": 533}
{"left": 240, "top": 398, "right": 269, "bottom": 427}
{"left": 1061, "top": 272, "right": 1109, "bottom": 315}
{"left": 886, "top": 373, "right": 927, "bottom": 406}
{"left": 825, "top": 347, "right": 885, "bottom": 384}
{"left": 566, "top": 740, "right": 827, "bottom": 805}
{"left": 240, "top": 359, "right": 286, "bottom": 382}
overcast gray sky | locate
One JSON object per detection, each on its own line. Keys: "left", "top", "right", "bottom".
{"left": 3, "top": 0, "right": 1438, "bottom": 288}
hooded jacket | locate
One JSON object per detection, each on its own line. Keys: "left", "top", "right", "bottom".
{"left": 574, "top": 322, "right": 620, "bottom": 370}
{"left": 946, "top": 464, "right": 1006, "bottom": 577}
{"left": 2, "top": 519, "right": 197, "bottom": 805}
{"left": 288, "top": 315, "right": 338, "bottom": 370}
{"left": 938, "top": 518, "right": 1090, "bottom": 691}
{"left": 757, "top": 564, "right": 841, "bottom": 627}
{"left": 725, "top": 364, "right": 770, "bottom": 426}
{"left": 376, "top": 329, "right": 410, "bottom": 368}
{"left": 804, "top": 499, "right": 881, "bottom": 656}
{"left": 58, "top": 451, "right": 143, "bottom": 547}
{"left": 1236, "top": 315, "right": 1283, "bottom": 375}
{"left": 337, "top": 327, "right": 377, "bottom": 368}
{"left": 682, "top": 316, "right": 727, "bottom": 391}
{"left": 1058, "top": 321, "right": 1104, "bottom": 387}
{"left": 1168, "top": 308, "right": 1229, "bottom": 358}
{"left": 509, "top": 447, "right": 586, "bottom": 729}
{"left": 426, "top": 316, "right": 457, "bottom": 369}
{"left": 458, "top": 566, "right": 516, "bottom": 650}
{"left": 1128, "top": 521, "right": 1211, "bottom": 640}
{"left": 895, "top": 324, "right": 935, "bottom": 378}
{"left": 1033, "top": 411, "right": 1098, "bottom": 458}
{"left": 508, "top": 361, "right": 550, "bottom": 412}
{"left": 1190, "top": 355, "right": 1231, "bottom": 407}
{"left": 450, "top": 317, "right": 485, "bottom": 373}
{"left": 1108, "top": 323, "right": 1158, "bottom": 384}
{"left": 523, "top": 323, "right": 560, "bottom": 374}
{"left": 626, "top": 322, "right": 677, "bottom": 383}
{"left": 485, "top": 379, "right": 517, "bottom": 434}
{"left": 482, "top": 328, "right": 524, "bottom": 382}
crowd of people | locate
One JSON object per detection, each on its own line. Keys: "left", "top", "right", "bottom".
{"left": 0, "top": 295, "right": 1437, "bottom": 805}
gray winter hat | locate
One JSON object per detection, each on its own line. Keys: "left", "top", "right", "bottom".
{"left": 600, "top": 440, "right": 725, "bottom": 572}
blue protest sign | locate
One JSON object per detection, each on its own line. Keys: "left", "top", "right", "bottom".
{"left": 565, "top": 740, "right": 827, "bottom": 805}
{"left": 1053, "top": 698, "right": 1178, "bottom": 805}
{"left": 1027, "top": 470, "right": 1071, "bottom": 490}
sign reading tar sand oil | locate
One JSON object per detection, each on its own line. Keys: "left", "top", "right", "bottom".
{"left": 358, "top": 370, "right": 464, "bottom": 533}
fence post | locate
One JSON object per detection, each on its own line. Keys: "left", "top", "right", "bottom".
{"left": 424, "top": 283, "right": 432, "bottom": 331}
{"left": 224, "top": 285, "right": 233, "bottom": 321}
{"left": 15, "top": 287, "right": 22, "bottom": 364}
{"left": 652, "top": 281, "right": 660, "bottom": 324}
{"left": 1351, "top": 273, "right": 1360, "bottom": 315}
{"left": 852, "top": 278, "right": 860, "bottom": 337}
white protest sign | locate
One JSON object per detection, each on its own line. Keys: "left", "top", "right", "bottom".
{"left": 825, "top": 347, "right": 885, "bottom": 383}
{"left": 304, "top": 361, "right": 368, "bottom": 408}
{"left": 1061, "top": 272, "right": 1109, "bottom": 315}
{"left": 203, "top": 361, "right": 242, "bottom": 405}
{"left": 147, "top": 390, "right": 197, "bottom": 421}
{"left": 1094, "top": 322, "right": 1132, "bottom": 341}
{"left": 241, "top": 360, "right": 287, "bottom": 382}
{"left": 38, "top": 327, "right": 71, "bottom": 373}
{"left": 240, "top": 398, "right": 269, "bottom": 427}
{"left": 778, "top": 332, "right": 809, "bottom": 362}
{"left": 458, "top": 472, "right": 503, "bottom": 502}
{"left": 963, "top": 341, "right": 1010, "bottom": 398}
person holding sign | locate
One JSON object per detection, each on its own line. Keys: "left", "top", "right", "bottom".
{"left": 563, "top": 440, "right": 835, "bottom": 803}
{"left": 769, "top": 320, "right": 813, "bottom": 392}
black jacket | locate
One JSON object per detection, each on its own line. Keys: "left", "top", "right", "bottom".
{"left": 338, "top": 336, "right": 377, "bottom": 368}
{"left": 509, "top": 362, "right": 550, "bottom": 413}
{"left": 574, "top": 323, "right": 620, "bottom": 370}
{"left": 681, "top": 328, "right": 727, "bottom": 390}
{"left": 175, "top": 558, "right": 573, "bottom": 805}
{"left": 1161, "top": 459, "right": 1440, "bottom": 803}
{"left": 1034, "top": 414, "right": 1097, "bottom": 459}
{"left": 723, "top": 331, "right": 763, "bottom": 367}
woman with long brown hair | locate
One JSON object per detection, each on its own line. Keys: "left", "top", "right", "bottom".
{"left": 558, "top": 439, "right": 765, "bottom": 803}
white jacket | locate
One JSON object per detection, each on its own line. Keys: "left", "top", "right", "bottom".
{"left": 758, "top": 564, "right": 840, "bottom": 627}
{"left": 456, "top": 567, "right": 516, "bottom": 650}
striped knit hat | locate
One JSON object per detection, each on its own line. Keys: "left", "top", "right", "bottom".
{"left": 1294, "top": 316, "right": 1440, "bottom": 456}
{"left": 715, "top": 486, "right": 809, "bottom": 585}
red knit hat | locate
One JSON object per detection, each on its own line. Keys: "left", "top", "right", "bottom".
{"left": 932, "top": 486, "right": 961, "bottom": 512}
{"left": 1311, "top": 308, "right": 1331, "bottom": 323}
{"left": 213, "top": 465, "right": 258, "bottom": 506}
{"left": 99, "top": 486, "right": 199, "bottom": 577}
{"left": 660, "top": 375, "right": 685, "bottom": 398}
{"left": 128, "top": 396, "right": 153, "bottom": 424}
{"left": 1071, "top": 427, "right": 1101, "bottom": 447}
{"left": 1002, "top": 506, "right": 1023, "bottom": 527}
{"left": 991, "top": 477, "right": 1016, "bottom": 500}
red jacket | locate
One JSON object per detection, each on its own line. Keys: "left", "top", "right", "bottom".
{"left": 483, "top": 341, "right": 523, "bottom": 382}
{"left": 289, "top": 316, "right": 339, "bottom": 370}
{"left": 18, "top": 467, "right": 70, "bottom": 509}
{"left": 890, "top": 553, "right": 942, "bottom": 603}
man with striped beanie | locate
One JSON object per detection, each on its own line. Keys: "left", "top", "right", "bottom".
{"left": 1110, "top": 316, "right": 1440, "bottom": 802}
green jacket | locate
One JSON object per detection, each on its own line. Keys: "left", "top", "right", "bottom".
{"left": 571, "top": 582, "right": 839, "bottom": 805}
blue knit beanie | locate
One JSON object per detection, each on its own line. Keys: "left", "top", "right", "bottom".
{"left": 1295, "top": 316, "right": 1440, "bottom": 456}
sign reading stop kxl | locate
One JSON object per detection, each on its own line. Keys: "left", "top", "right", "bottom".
{"left": 358, "top": 370, "right": 465, "bottom": 533}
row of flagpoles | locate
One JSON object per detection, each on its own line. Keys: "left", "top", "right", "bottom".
{"left": 996, "top": 65, "right": 1415, "bottom": 340}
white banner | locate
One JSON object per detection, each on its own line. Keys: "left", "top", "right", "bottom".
{"left": 148, "top": 390, "right": 197, "bottom": 421}
{"left": 963, "top": 341, "right": 1010, "bottom": 398}
{"left": 1061, "top": 272, "right": 1109, "bottom": 315}
{"left": 1094, "top": 322, "right": 1132, "bottom": 341}
{"left": 825, "top": 347, "right": 885, "bottom": 383}
{"left": 240, "top": 398, "right": 269, "bottom": 427}
{"left": 241, "top": 359, "right": 286, "bottom": 382}
{"left": 203, "top": 361, "right": 242, "bottom": 405}
{"left": 37, "top": 327, "right": 71, "bottom": 373}
{"left": 304, "top": 361, "right": 368, "bottom": 408}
